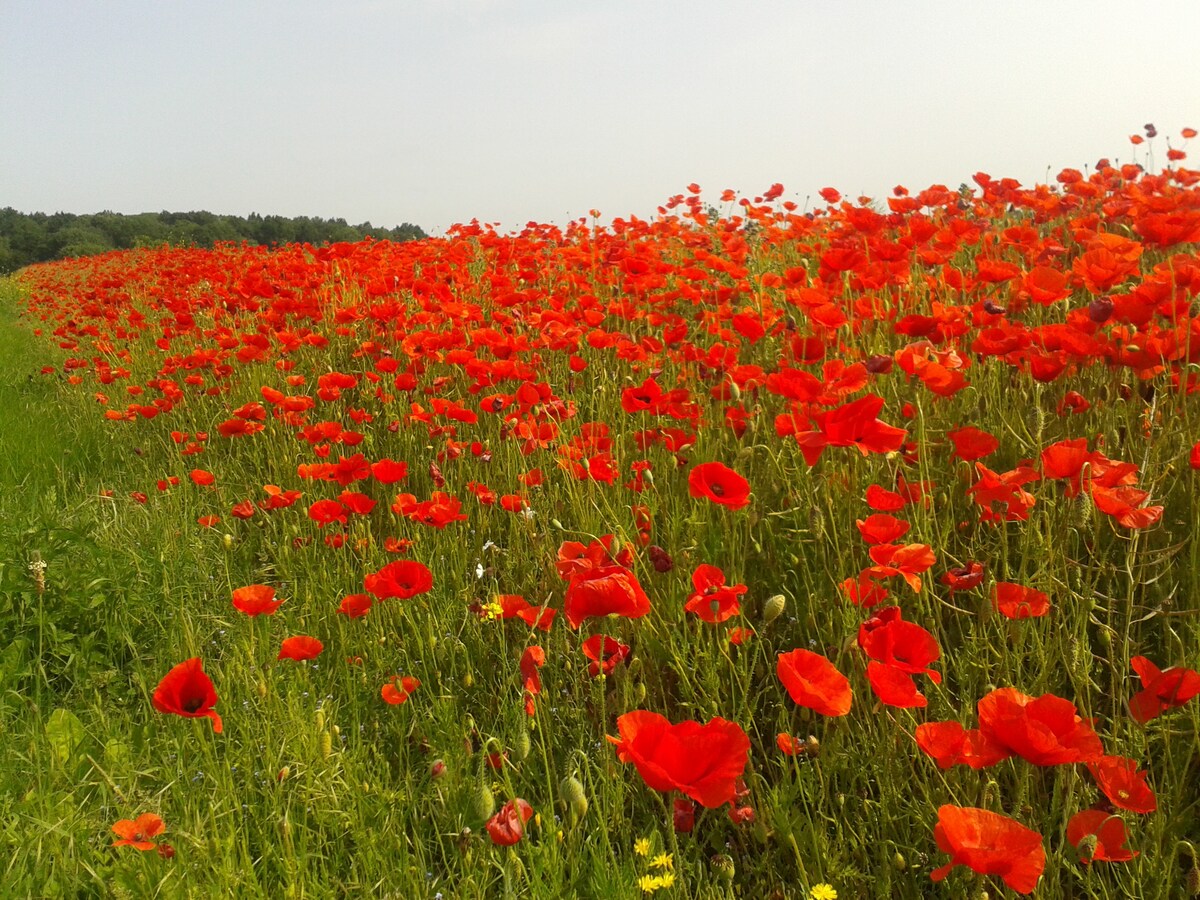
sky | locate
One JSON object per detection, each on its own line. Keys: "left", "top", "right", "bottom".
{"left": 2, "top": 0, "right": 1197, "bottom": 235}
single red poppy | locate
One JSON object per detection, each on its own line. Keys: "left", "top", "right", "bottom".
{"left": 111, "top": 813, "right": 165, "bottom": 851}
{"left": 563, "top": 565, "right": 651, "bottom": 629}
{"left": 684, "top": 564, "right": 746, "bottom": 623}
{"left": 381, "top": 675, "right": 420, "bottom": 705}
{"left": 940, "top": 561, "right": 985, "bottom": 594}
{"left": 992, "top": 582, "right": 1050, "bottom": 619}
{"left": 976, "top": 687, "right": 1103, "bottom": 766}
{"left": 947, "top": 426, "right": 999, "bottom": 461}
{"left": 337, "top": 593, "right": 373, "bottom": 618}
{"left": 915, "top": 721, "right": 1012, "bottom": 770}
{"left": 854, "top": 514, "right": 910, "bottom": 545}
{"left": 152, "top": 657, "right": 223, "bottom": 733}
{"left": 607, "top": 711, "right": 750, "bottom": 808}
{"left": 581, "top": 634, "right": 630, "bottom": 677}
{"left": 363, "top": 559, "right": 434, "bottom": 600}
{"left": 189, "top": 468, "right": 215, "bottom": 486}
{"left": 1128, "top": 655, "right": 1200, "bottom": 723}
{"left": 277, "top": 635, "right": 323, "bottom": 662}
{"left": 1087, "top": 756, "right": 1157, "bottom": 814}
{"left": 687, "top": 461, "right": 751, "bottom": 510}
{"left": 930, "top": 805, "right": 1045, "bottom": 894}
{"left": 492, "top": 595, "right": 556, "bottom": 631}
{"left": 1066, "top": 809, "right": 1137, "bottom": 863}
{"left": 486, "top": 798, "right": 534, "bottom": 846}
{"left": 777, "top": 649, "right": 852, "bottom": 717}
{"left": 232, "top": 584, "right": 284, "bottom": 616}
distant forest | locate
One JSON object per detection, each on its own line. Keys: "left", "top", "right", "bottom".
{"left": 0, "top": 207, "right": 427, "bottom": 273}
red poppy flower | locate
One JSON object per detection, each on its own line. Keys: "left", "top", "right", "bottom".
{"left": 1128, "top": 655, "right": 1200, "bottom": 723}
{"left": 520, "top": 646, "right": 546, "bottom": 696}
{"left": 111, "top": 813, "right": 165, "bottom": 850}
{"left": 687, "top": 461, "right": 751, "bottom": 510}
{"left": 308, "top": 498, "right": 348, "bottom": 528}
{"left": 992, "top": 583, "right": 1050, "bottom": 619}
{"left": 865, "top": 483, "right": 907, "bottom": 511}
{"left": 1087, "top": 756, "right": 1157, "bottom": 814}
{"left": 152, "top": 657, "right": 222, "bottom": 733}
{"left": 947, "top": 426, "right": 999, "bottom": 461}
{"left": 363, "top": 559, "right": 434, "bottom": 600}
{"left": 607, "top": 711, "right": 750, "bottom": 808}
{"left": 381, "top": 674, "right": 420, "bottom": 705}
{"left": 915, "top": 721, "right": 1012, "bottom": 770}
{"left": 232, "top": 584, "right": 284, "bottom": 616}
{"left": 486, "top": 798, "right": 534, "bottom": 846}
{"left": 857, "top": 607, "right": 942, "bottom": 682}
{"left": 777, "top": 649, "right": 852, "bottom": 717}
{"left": 491, "top": 594, "right": 556, "bottom": 631}
{"left": 854, "top": 514, "right": 910, "bottom": 545}
{"left": 277, "top": 635, "right": 323, "bottom": 662}
{"left": 337, "top": 593, "right": 373, "bottom": 618}
{"left": 563, "top": 565, "right": 651, "bottom": 629}
{"left": 930, "top": 805, "right": 1045, "bottom": 894}
{"left": 581, "top": 634, "right": 630, "bottom": 677}
{"left": 189, "top": 468, "right": 215, "bottom": 486}
{"left": 684, "top": 564, "right": 746, "bottom": 623}
{"left": 1066, "top": 810, "right": 1137, "bottom": 863}
{"left": 976, "top": 687, "right": 1103, "bottom": 765}
{"left": 940, "top": 561, "right": 985, "bottom": 594}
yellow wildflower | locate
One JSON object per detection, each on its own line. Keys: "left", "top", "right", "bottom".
{"left": 634, "top": 837, "right": 651, "bottom": 857}
{"left": 650, "top": 852, "right": 673, "bottom": 871}
{"left": 809, "top": 885, "right": 837, "bottom": 900}
{"left": 637, "top": 874, "right": 660, "bottom": 893}
{"left": 657, "top": 871, "right": 676, "bottom": 888}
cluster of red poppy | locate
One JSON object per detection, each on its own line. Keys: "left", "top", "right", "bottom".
{"left": 21, "top": 132, "right": 1200, "bottom": 886}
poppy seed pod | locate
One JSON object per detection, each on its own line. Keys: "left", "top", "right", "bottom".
{"left": 761, "top": 594, "right": 786, "bottom": 625}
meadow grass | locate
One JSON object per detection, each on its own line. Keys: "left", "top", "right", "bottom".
{"left": 1, "top": 165, "right": 1199, "bottom": 899}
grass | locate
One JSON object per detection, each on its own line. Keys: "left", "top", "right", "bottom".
{"left": 1, "top": 158, "right": 1199, "bottom": 899}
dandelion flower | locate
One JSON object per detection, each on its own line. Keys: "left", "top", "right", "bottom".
{"left": 650, "top": 852, "right": 674, "bottom": 871}
{"left": 634, "top": 837, "right": 651, "bottom": 857}
{"left": 810, "top": 886, "right": 838, "bottom": 900}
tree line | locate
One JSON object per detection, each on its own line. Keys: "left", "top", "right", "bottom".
{"left": 0, "top": 207, "right": 427, "bottom": 273}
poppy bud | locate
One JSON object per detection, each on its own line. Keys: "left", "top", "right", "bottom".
{"left": 222, "top": 533, "right": 234, "bottom": 550}
{"left": 891, "top": 851, "right": 906, "bottom": 871}
{"left": 315, "top": 708, "right": 325, "bottom": 732}
{"left": 462, "top": 671, "right": 474, "bottom": 688}
{"left": 156, "top": 842, "right": 176, "bottom": 860}
{"left": 560, "top": 775, "right": 588, "bottom": 821}
{"left": 761, "top": 594, "right": 786, "bottom": 626}
{"left": 1188, "top": 864, "right": 1200, "bottom": 897}
{"left": 513, "top": 729, "right": 531, "bottom": 760}
{"left": 473, "top": 782, "right": 495, "bottom": 822}
{"left": 320, "top": 731, "right": 332, "bottom": 759}
{"left": 430, "top": 759, "right": 447, "bottom": 780}
{"left": 277, "top": 766, "right": 290, "bottom": 782}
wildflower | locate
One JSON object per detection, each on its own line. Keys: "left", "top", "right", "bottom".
{"left": 232, "top": 584, "right": 284, "bottom": 616}
{"left": 1128, "top": 655, "right": 1200, "bottom": 723}
{"left": 809, "top": 885, "right": 838, "bottom": 900}
{"left": 152, "top": 658, "right": 222, "bottom": 733}
{"left": 1066, "top": 809, "right": 1137, "bottom": 863}
{"left": 930, "top": 805, "right": 1045, "bottom": 894}
{"left": 277, "top": 635, "right": 323, "bottom": 662}
{"left": 111, "top": 813, "right": 165, "bottom": 850}
{"left": 381, "top": 675, "right": 420, "bottom": 705}
{"left": 608, "top": 711, "right": 750, "bottom": 808}
{"left": 777, "top": 649, "right": 852, "bottom": 716}
{"left": 650, "top": 852, "right": 673, "bottom": 870}
{"left": 687, "top": 461, "right": 751, "bottom": 510}
{"left": 485, "top": 798, "right": 533, "bottom": 846}
{"left": 634, "top": 837, "right": 651, "bottom": 857}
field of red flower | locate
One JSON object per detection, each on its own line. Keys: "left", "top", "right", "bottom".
{"left": 3, "top": 129, "right": 1200, "bottom": 897}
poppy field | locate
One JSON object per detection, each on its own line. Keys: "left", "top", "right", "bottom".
{"left": 2, "top": 130, "right": 1200, "bottom": 898}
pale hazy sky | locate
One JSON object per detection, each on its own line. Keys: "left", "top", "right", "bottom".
{"left": 2, "top": 1, "right": 1197, "bottom": 234}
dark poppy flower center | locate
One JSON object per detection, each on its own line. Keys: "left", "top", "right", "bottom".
{"left": 710, "top": 482, "right": 725, "bottom": 496}
{"left": 183, "top": 696, "right": 204, "bottom": 713}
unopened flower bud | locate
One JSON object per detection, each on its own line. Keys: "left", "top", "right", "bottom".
{"left": 762, "top": 593, "right": 786, "bottom": 625}
{"left": 472, "top": 782, "right": 495, "bottom": 822}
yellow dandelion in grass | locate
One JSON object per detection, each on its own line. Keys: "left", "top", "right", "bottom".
{"left": 637, "top": 874, "right": 661, "bottom": 893}
{"left": 657, "top": 871, "right": 676, "bottom": 889}
{"left": 809, "top": 885, "right": 837, "bottom": 900}
{"left": 650, "top": 852, "right": 673, "bottom": 871}
{"left": 634, "top": 837, "right": 651, "bottom": 857}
